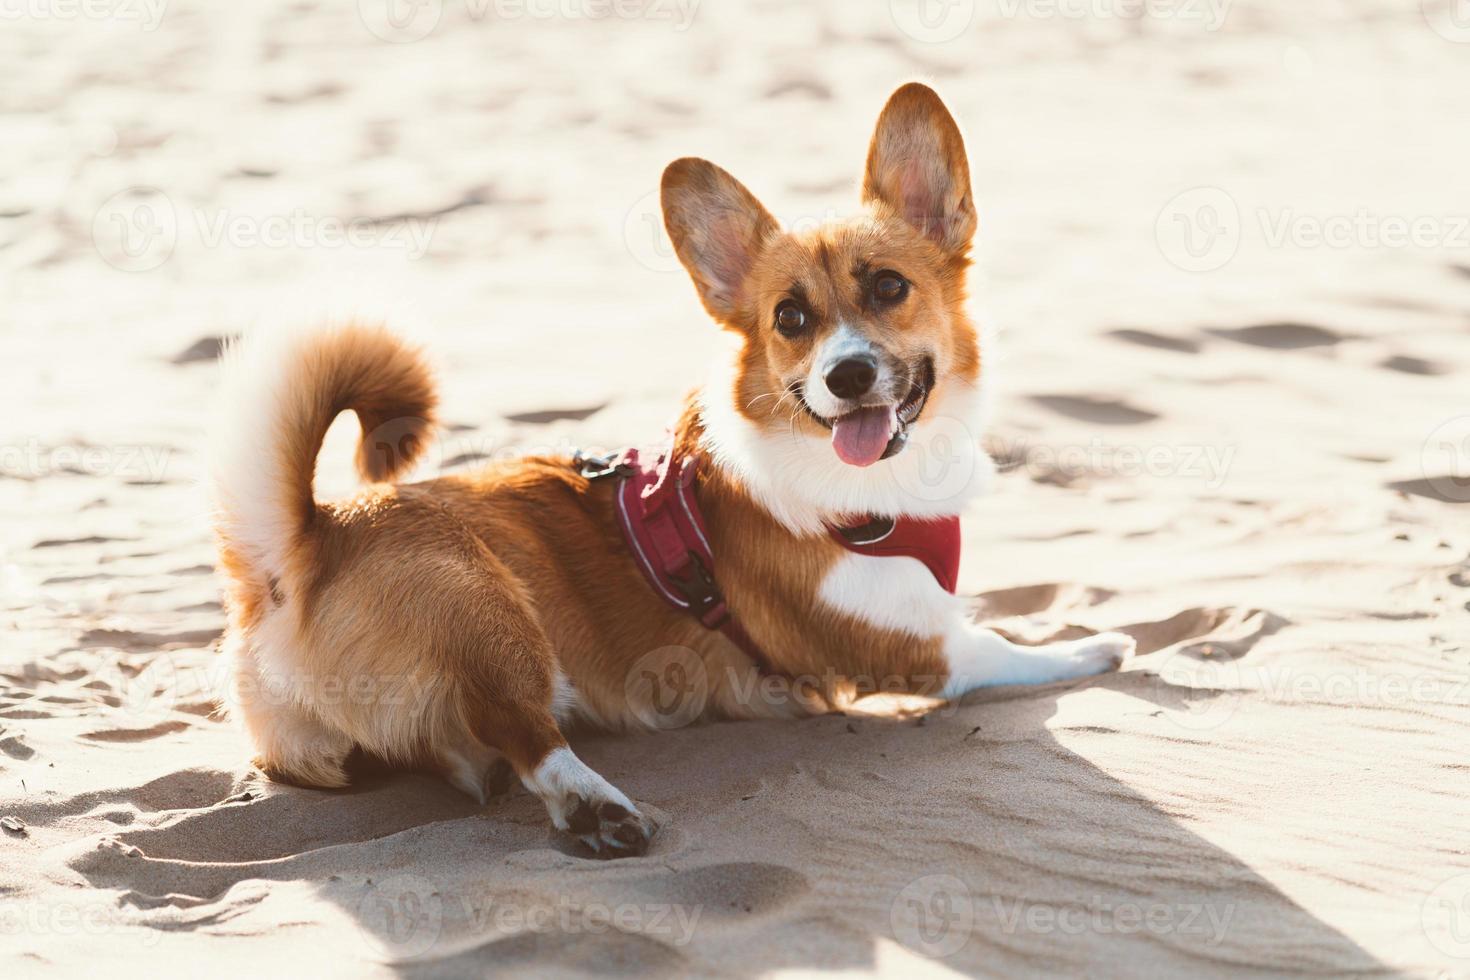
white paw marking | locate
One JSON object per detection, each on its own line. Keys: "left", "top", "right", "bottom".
{"left": 522, "top": 747, "right": 653, "bottom": 857}
{"left": 817, "top": 550, "right": 1134, "bottom": 697}
{"left": 942, "top": 628, "right": 1134, "bottom": 697}
{"left": 1046, "top": 631, "right": 1136, "bottom": 679}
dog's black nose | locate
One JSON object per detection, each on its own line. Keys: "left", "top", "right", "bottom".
{"left": 825, "top": 355, "right": 878, "bottom": 400}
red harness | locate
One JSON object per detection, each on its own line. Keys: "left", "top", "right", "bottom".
{"left": 580, "top": 443, "right": 961, "bottom": 675}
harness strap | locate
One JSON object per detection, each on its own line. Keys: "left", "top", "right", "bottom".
{"left": 827, "top": 513, "right": 962, "bottom": 594}
{"left": 597, "top": 447, "right": 780, "bottom": 675}
{"left": 581, "top": 442, "right": 963, "bottom": 678}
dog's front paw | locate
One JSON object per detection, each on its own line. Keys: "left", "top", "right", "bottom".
{"left": 560, "top": 796, "right": 655, "bottom": 859}
{"left": 1058, "top": 631, "right": 1135, "bottom": 678}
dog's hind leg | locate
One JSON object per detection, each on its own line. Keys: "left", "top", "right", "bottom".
{"left": 416, "top": 545, "right": 654, "bottom": 857}
{"left": 459, "top": 682, "right": 654, "bottom": 858}
{"left": 433, "top": 739, "right": 512, "bottom": 805}
{"left": 248, "top": 703, "right": 354, "bottom": 789}
{"left": 227, "top": 635, "right": 354, "bottom": 789}
{"left": 446, "top": 627, "right": 651, "bottom": 855}
{"left": 509, "top": 723, "right": 654, "bottom": 858}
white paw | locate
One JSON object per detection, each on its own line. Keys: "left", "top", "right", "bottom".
{"left": 1052, "top": 631, "right": 1135, "bottom": 680}
{"left": 523, "top": 747, "right": 655, "bottom": 859}
{"left": 941, "top": 625, "right": 1136, "bottom": 695}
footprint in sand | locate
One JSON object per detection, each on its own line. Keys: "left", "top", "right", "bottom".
{"left": 1206, "top": 322, "right": 1347, "bottom": 350}
{"left": 1108, "top": 328, "right": 1202, "bottom": 354}
{"left": 503, "top": 403, "right": 607, "bottom": 425}
{"left": 443, "top": 450, "right": 492, "bottom": 468}
{"left": 33, "top": 534, "right": 132, "bottom": 549}
{"left": 96, "top": 775, "right": 483, "bottom": 866}
{"left": 1030, "top": 394, "right": 1159, "bottom": 426}
{"left": 1379, "top": 354, "right": 1450, "bottom": 376}
{"left": 402, "top": 928, "right": 689, "bottom": 977}
{"left": 401, "top": 862, "right": 809, "bottom": 976}
{"left": 1388, "top": 477, "right": 1470, "bottom": 504}
{"left": 614, "top": 860, "right": 811, "bottom": 922}
{"left": 77, "top": 626, "right": 221, "bottom": 651}
{"left": 1122, "top": 606, "right": 1289, "bottom": 658}
{"left": 42, "top": 572, "right": 108, "bottom": 585}
{"left": 971, "top": 582, "right": 1117, "bottom": 619}
{"left": 0, "top": 733, "right": 35, "bottom": 760}
{"left": 764, "top": 75, "right": 834, "bottom": 101}
{"left": 170, "top": 335, "right": 229, "bottom": 365}
{"left": 101, "top": 550, "right": 164, "bottom": 563}
{"left": 80, "top": 720, "right": 192, "bottom": 742}
{"left": 33, "top": 771, "right": 240, "bottom": 839}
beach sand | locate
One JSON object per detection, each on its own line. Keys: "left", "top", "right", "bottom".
{"left": 2, "top": 1, "right": 1468, "bottom": 975}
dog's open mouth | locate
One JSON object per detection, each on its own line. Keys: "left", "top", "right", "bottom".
{"left": 799, "top": 359, "right": 935, "bottom": 467}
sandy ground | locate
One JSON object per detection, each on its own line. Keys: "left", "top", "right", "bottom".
{"left": 2, "top": 0, "right": 1469, "bottom": 975}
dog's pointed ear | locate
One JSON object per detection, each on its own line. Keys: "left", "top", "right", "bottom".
{"left": 661, "top": 157, "right": 779, "bottom": 323}
{"left": 862, "top": 83, "right": 976, "bottom": 257}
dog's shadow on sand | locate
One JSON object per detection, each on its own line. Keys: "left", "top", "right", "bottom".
{"left": 68, "top": 650, "right": 1386, "bottom": 977}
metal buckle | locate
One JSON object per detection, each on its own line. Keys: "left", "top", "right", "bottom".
{"left": 573, "top": 450, "right": 633, "bottom": 481}
{"left": 836, "top": 514, "right": 896, "bottom": 546}
{"left": 666, "top": 552, "right": 728, "bottom": 627}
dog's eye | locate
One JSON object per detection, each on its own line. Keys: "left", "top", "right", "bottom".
{"left": 874, "top": 271, "right": 908, "bottom": 303}
{"left": 775, "top": 301, "right": 807, "bottom": 336}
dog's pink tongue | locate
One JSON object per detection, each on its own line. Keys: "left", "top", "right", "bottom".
{"left": 831, "top": 405, "right": 897, "bottom": 467}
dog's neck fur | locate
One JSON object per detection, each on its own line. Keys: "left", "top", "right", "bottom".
{"left": 689, "top": 346, "right": 995, "bottom": 538}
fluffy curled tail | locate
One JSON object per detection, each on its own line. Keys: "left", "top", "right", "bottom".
{"left": 209, "top": 320, "right": 437, "bottom": 576}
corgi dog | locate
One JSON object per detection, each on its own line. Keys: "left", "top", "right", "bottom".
{"left": 208, "top": 83, "right": 1134, "bottom": 858}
